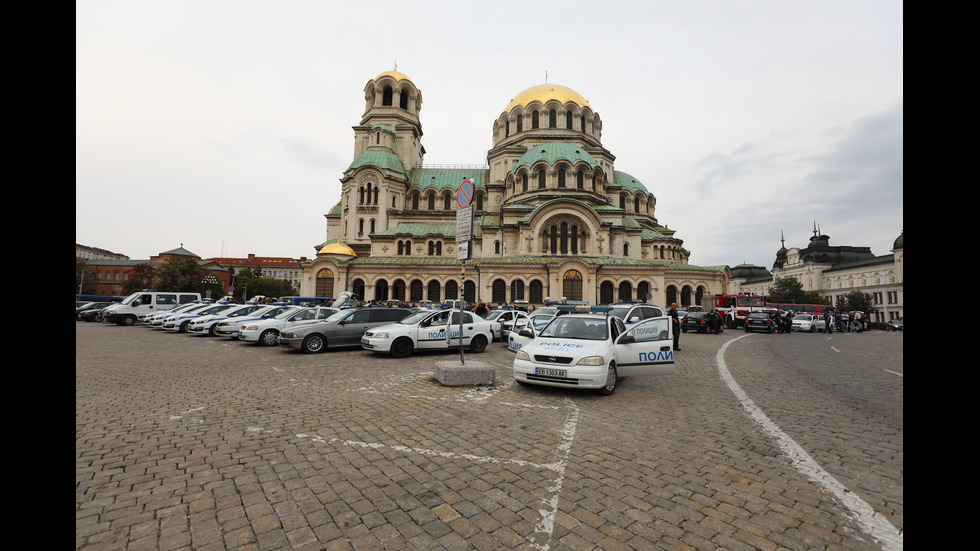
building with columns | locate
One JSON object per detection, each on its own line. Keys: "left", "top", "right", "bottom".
{"left": 299, "top": 69, "right": 729, "bottom": 307}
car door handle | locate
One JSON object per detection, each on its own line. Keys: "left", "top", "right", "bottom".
{"left": 661, "top": 346, "right": 670, "bottom": 351}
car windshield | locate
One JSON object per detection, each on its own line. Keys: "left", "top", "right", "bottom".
{"left": 273, "top": 308, "right": 300, "bottom": 320}
{"left": 607, "top": 307, "right": 633, "bottom": 320}
{"left": 538, "top": 317, "right": 607, "bottom": 340}
{"left": 748, "top": 313, "right": 769, "bottom": 319}
{"left": 399, "top": 310, "right": 433, "bottom": 325}
{"left": 484, "top": 311, "right": 506, "bottom": 320}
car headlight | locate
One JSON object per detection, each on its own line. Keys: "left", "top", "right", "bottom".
{"left": 281, "top": 332, "right": 296, "bottom": 339}
{"left": 243, "top": 325, "right": 257, "bottom": 331}
{"left": 372, "top": 332, "right": 389, "bottom": 339}
{"left": 515, "top": 350, "right": 530, "bottom": 361}
{"left": 577, "top": 356, "right": 605, "bottom": 366}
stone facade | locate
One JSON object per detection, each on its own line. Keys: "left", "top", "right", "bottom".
{"left": 300, "top": 70, "right": 729, "bottom": 308}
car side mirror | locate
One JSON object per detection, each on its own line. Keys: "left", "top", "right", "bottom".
{"left": 617, "top": 335, "right": 635, "bottom": 345}
{"left": 518, "top": 328, "right": 534, "bottom": 338}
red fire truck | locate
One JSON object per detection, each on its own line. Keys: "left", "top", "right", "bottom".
{"left": 701, "top": 293, "right": 768, "bottom": 328}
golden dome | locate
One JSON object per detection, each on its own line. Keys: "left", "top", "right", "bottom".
{"left": 375, "top": 69, "right": 412, "bottom": 82}
{"left": 503, "top": 83, "right": 592, "bottom": 112}
{"left": 318, "top": 242, "right": 357, "bottom": 257}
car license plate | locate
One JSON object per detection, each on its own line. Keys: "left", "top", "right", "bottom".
{"left": 535, "top": 367, "right": 566, "bottom": 378}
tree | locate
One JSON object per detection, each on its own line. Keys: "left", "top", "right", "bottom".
{"left": 766, "top": 277, "right": 806, "bottom": 304}
{"left": 123, "top": 264, "right": 158, "bottom": 294}
{"left": 154, "top": 257, "right": 205, "bottom": 292}
{"left": 802, "top": 291, "right": 830, "bottom": 305}
{"left": 248, "top": 277, "right": 297, "bottom": 300}
{"left": 837, "top": 290, "right": 877, "bottom": 316}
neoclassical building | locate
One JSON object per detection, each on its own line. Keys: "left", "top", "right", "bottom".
{"left": 734, "top": 229, "right": 904, "bottom": 322}
{"left": 299, "top": 69, "right": 728, "bottom": 307}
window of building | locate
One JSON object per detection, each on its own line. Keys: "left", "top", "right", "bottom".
{"left": 532, "top": 111, "right": 539, "bottom": 129}
{"left": 549, "top": 109, "right": 556, "bottom": 128}
{"left": 382, "top": 87, "right": 393, "bottom": 106}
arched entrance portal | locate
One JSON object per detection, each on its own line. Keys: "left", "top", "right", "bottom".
{"left": 562, "top": 270, "right": 583, "bottom": 301}
{"left": 315, "top": 269, "right": 335, "bottom": 297}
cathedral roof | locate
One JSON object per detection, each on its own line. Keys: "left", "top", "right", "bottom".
{"left": 347, "top": 149, "right": 406, "bottom": 173}
{"left": 503, "top": 83, "right": 592, "bottom": 112}
{"left": 612, "top": 171, "right": 650, "bottom": 194}
{"left": 514, "top": 142, "right": 599, "bottom": 170}
{"left": 317, "top": 241, "right": 357, "bottom": 257}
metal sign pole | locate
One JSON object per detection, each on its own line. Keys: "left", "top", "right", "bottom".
{"left": 459, "top": 263, "right": 465, "bottom": 363}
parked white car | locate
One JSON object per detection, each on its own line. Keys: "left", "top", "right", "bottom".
{"left": 239, "top": 306, "right": 339, "bottom": 346}
{"left": 162, "top": 303, "right": 237, "bottom": 332}
{"left": 187, "top": 304, "right": 268, "bottom": 336}
{"left": 512, "top": 310, "right": 675, "bottom": 395}
{"left": 506, "top": 313, "right": 556, "bottom": 353}
{"left": 361, "top": 309, "right": 493, "bottom": 357}
{"left": 791, "top": 313, "right": 817, "bottom": 332}
{"left": 213, "top": 305, "right": 296, "bottom": 339}
{"left": 142, "top": 302, "right": 208, "bottom": 327}
{"left": 483, "top": 309, "right": 529, "bottom": 341}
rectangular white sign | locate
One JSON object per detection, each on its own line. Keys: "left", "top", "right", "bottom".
{"left": 455, "top": 206, "right": 473, "bottom": 242}
{"left": 456, "top": 241, "right": 471, "bottom": 261}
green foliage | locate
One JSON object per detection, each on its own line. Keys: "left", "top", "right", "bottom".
{"left": 246, "top": 277, "right": 297, "bottom": 300}
{"left": 154, "top": 257, "right": 206, "bottom": 292}
{"left": 802, "top": 291, "right": 830, "bottom": 305}
{"left": 837, "top": 290, "right": 877, "bottom": 315}
{"left": 767, "top": 277, "right": 806, "bottom": 304}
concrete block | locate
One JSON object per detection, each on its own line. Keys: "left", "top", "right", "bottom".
{"left": 433, "top": 360, "right": 495, "bottom": 386}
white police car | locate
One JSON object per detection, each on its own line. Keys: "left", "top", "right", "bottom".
{"left": 186, "top": 303, "right": 267, "bottom": 336}
{"left": 512, "top": 307, "right": 675, "bottom": 396}
{"left": 484, "top": 309, "right": 530, "bottom": 341}
{"left": 162, "top": 303, "right": 237, "bottom": 333}
{"left": 361, "top": 309, "right": 494, "bottom": 358}
{"left": 506, "top": 313, "right": 557, "bottom": 353}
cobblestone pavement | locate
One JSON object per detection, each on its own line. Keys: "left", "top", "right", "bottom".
{"left": 76, "top": 321, "right": 903, "bottom": 551}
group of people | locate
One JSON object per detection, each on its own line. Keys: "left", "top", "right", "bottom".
{"left": 821, "top": 310, "right": 867, "bottom": 333}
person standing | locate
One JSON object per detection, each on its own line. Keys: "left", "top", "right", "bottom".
{"left": 824, "top": 311, "right": 833, "bottom": 334}
{"left": 669, "top": 303, "right": 681, "bottom": 351}
{"left": 474, "top": 300, "right": 489, "bottom": 317}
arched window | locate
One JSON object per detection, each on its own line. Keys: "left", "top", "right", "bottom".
{"left": 532, "top": 111, "right": 539, "bottom": 129}
{"left": 538, "top": 169, "right": 546, "bottom": 189}
{"left": 576, "top": 171, "right": 584, "bottom": 189}
{"left": 358, "top": 219, "right": 364, "bottom": 235}
{"left": 427, "top": 280, "right": 441, "bottom": 302}
{"left": 445, "top": 280, "right": 458, "bottom": 302}
{"left": 566, "top": 111, "right": 572, "bottom": 129}
{"left": 619, "top": 194, "right": 626, "bottom": 209}
{"left": 444, "top": 194, "right": 451, "bottom": 210}
{"left": 558, "top": 169, "right": 566, "bottom": 188}
{"left": 412, "top": 194, "right": 419, "bottom": 210}
{"left": 382, "top": 87, "right": 393, "bottom": 106}
{"left": 476, "top": 193, "right": 483, "bottom": 211}
{"left": 522, "top": 174, "right": 528, "bottom": 192}
{"left": 637, "top": 282, "right": 650, "bottom": 302}
{"left": 529, "top": 280, "right": 543, "bottom": 304}
{"left": 634, "top": 197, "right": 640, "bottom": 213}
{"left": 619, "top": 281, "right": 633, "bottom": 302}
{"left": 370, "top": 219, "right": 376, "bottom": 233}
{"left": 358, "top": 186, "right": 365, "bottom": 204}
{"left": 376, "top": 279, "right": 389, "bottom": 301}
{"left": 560, "top": 222, "right": 568, "bottom": 254}
{"left": 492, "top": 279, "right": 506, "bottom": 303}
{"left": 549, "top": 109, "right": 556, "bottom": 128}
{"left": 511, "top": 280, "right": 525, "bottom": 301}
{"left": 352, "top": 278, "right": 365, "bottom": 301}
{"left": 399, "top": 90, "right": 409, "bottom": 109}
{"left": 581, "top": 115, "right": 586, "bottom": 132}
{"left": 505, "top": 120, "right": 510, "bottom": 137}
{"left": 623, "top": 243, "right": 630, "bottom": 256}
{"left": 600, "top": 281, "right": 614, "bottom": 304}
{"left": 550, "top": 225, "right": 558, "bottom": 254}
{"left": 571, "top": 225, "right": 578, "bottom": 254}
{"left": 516, "top": 115, "right": 523, "bottom": 133}
{"left": 494, "top": 241, "right": 501, "bottom": 254}
{"left": 427, "top": 194, "right": 435, "bottom": 210}
{"left": 410, "top": 280, "right": 423, "bottom": 302}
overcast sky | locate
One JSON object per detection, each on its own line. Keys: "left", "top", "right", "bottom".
{"left": 76, "top": 0, "right": 903, "bottom": 269}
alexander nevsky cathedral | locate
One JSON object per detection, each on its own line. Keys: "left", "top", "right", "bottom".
{"left": 298, "top": 69, "right": 729, "bottom": 307}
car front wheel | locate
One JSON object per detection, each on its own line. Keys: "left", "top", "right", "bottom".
{"left": 302, "top": 334, "right": 326, "bottom": 353}
{"left": 259, "top": 329, "right": 279, "bottom": 346}
{"left": 390, "top": 337, "right": 413, "bottom": 358}
{"left": 598, "top": 363, "right": 618, "bottom": 396}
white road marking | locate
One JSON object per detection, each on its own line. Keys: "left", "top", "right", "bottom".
{"left": 718, "top": 335, "right": 903, "bottom": 550}
{"left": 884, "top": 369, "right": 903, "bottom": 377}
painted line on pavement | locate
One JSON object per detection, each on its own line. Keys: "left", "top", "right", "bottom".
{"left": 718, "top": 334, "right": 903, "bottom": 551}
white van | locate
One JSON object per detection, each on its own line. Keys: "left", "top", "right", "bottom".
{"left": 103, "top": 291, "right": 202, "bottom": 326}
